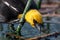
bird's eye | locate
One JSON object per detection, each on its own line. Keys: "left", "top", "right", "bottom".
{"left": 33, "top": 20, "right": 37, "bottom": 27}
{"left": 33, "top": 19, "right": 44, "bottom": 27}
{"left": 33, "top": 20, "right": 37, "bottom": 24}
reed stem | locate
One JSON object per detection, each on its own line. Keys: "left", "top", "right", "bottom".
{"left": 36, "top": 0, "right": 42, "bottom": 9}
{"left": 16, "top": 0, "right": 32, "bottom": 35}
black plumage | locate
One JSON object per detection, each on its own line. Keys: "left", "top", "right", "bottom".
{"left": 0, "top": 0, "right": 38, "bottom": 22}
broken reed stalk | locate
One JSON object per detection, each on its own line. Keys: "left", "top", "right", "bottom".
{"left": 46, "top": 16, "right": 50, "bottom": 34}
{"left": 16, "top": 0, "right": 32, "bottom": 35}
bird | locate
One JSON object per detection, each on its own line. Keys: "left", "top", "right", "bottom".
{"left": 0, "top": 0, "right": 44, "bottom": 31}
{"left": 18, "top": 9, "right": 43, "bottom": 31}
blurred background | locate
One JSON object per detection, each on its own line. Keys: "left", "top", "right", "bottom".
{"left": 0, "top": 0, "right": 60, "bottom": 40}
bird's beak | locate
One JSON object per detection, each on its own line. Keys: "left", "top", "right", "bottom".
{"left": 35, "top": 23, "right": 44, "bottom": 32}
{"left": 35, "top": 23, "right": 41, "bottom": 31}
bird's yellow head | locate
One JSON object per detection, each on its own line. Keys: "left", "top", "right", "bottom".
{"left": 18, "top": 9, "right": 43, "bottom": 28}
{"left": 25, "top": 9, "right": 43, "bottom": 28}
{"left": 18, "top": 14, "right": 22, "bottom": 19}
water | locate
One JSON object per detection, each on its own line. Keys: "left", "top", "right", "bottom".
{"left": 0, "top": 17, "right": 60, "bottom": 40}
